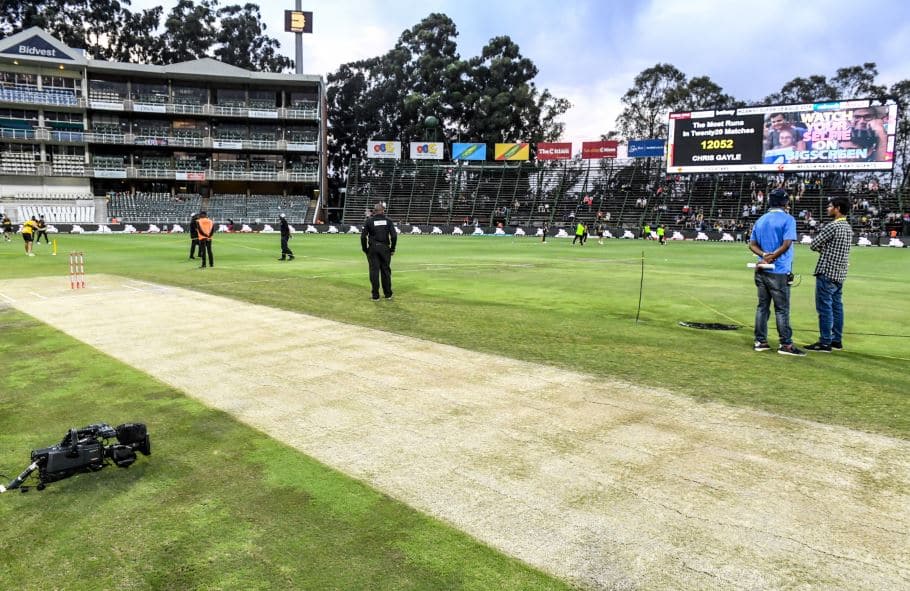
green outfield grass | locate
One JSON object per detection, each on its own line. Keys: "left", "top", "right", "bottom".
{"left": 1, "top": 232, "right": 908, "bottom": 589}
{"left": 2, "top": 232, "right": 907, "bottom": 434}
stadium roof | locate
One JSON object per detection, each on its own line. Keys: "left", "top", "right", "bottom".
{"left": 0, "top": 27, "right": 321, "bottom": 85}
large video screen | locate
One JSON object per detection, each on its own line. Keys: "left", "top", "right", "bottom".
{"left": 667, "top": 99, "right": 897, "bottom": 173}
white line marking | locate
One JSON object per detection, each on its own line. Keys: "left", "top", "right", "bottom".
{"left": 0, "top": 291, "right": 16, "bottom": 303}
{"left": 29, "top": 291, "right": 47, "bottom": 300}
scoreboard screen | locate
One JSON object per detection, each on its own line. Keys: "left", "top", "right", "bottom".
{"left": 667, "top": 99, "right": 897, "bottom": 173}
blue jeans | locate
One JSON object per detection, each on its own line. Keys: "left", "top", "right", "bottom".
{"left": 815, "top": 274, "right": 844, "bottom": 345}
{"left": 754, "top": 272, "right": 792, "bottom": 345}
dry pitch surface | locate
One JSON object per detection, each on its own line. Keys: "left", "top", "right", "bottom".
{"left": 1, "top": 274, "right": 908, "bottom": 590}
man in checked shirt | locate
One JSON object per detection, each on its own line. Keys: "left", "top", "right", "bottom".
{"left": 805, "top": 196, "right": 853, "bottom": 352}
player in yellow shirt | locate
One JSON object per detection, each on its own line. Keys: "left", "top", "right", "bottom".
{"left": 21, "top": 216, "right": 38, "bottom": 256}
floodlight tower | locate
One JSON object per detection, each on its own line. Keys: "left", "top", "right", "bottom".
{"left": 284, "top": 2, "right": 323, "bottom": 222}
{"left": 284, "top": 1, "right": 313, "bottom": 74}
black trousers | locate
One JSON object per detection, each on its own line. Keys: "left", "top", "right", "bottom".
{"left": 189, "top": 238, "right": 199, "bottom": 258}
{"left": 281, "top": 235, "right": 293, "bottom": 257}
{"left": 367, "top": 245, "right": 392, "bottom": 298}
{"left": 199, "top": 240, "right": 213, "bottom": 267}
{"left": 35, "top": 230, "right": 49, "bottom": 243}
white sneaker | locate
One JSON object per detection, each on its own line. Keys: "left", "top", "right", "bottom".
{"left": 27, "top": 252, "right": 35, "bottom": 256}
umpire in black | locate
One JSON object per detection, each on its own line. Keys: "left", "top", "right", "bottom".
{"left": 278, "top": 213, "right": 294, "bottom": 260}
{"left": 361, "top": 202, "right": 397, "bottom": 300}
{"left": 189, "top": 212, "right": 199, "bottom": 259}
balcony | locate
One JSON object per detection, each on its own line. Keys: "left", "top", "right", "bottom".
{"left": 85, "top": 132, "right": 127, "bottom": 145}
{"left": 244, "top": 139, "right": 280, "bottom": 151}
{"left": 285, "top": 140, "right": 318, "bottom": 152}
{"left": 0, "top": 86, "right": 81, "bottom": 109}
{"left": 135, "top": 168, "right": 175, "bottom": 180}
{"left": 287, "top": 170, "right": 319, "bottom": 182}
{"left": 0, "top": 127, "right": 36, "bottom": 141}
{"left": 282, "top": 106, "right": 319, "bottom": 120}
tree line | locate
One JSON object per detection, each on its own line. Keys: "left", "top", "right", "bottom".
{"left": 1, "top": 0, "right": 291, "bottom": 72}
{"left": 2, "top": 6, "right": 909, "bottom": 187}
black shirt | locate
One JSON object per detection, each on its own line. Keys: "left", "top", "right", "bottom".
{"left": 361, "top": 213, "right": 397, "bottom": 252}
{"left": 279, "top": 218, "right": 291, "bottom": 238}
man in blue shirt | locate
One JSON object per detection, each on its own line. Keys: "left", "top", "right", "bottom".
{"left": 748, "top": 188, "right": 805, "bottom": 356}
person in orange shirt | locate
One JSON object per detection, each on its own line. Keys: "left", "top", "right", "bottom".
{"left": 195, "top": 211, "right": 215, "bottom": 268}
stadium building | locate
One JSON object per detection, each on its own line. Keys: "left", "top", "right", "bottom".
{"left": 0, "top": 27, "right": 325, "bottom": 229}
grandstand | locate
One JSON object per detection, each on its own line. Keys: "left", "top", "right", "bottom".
{"left": 342, "top": 159, "right": 907, "bottom": 238}
{"left": 0, "top": 27, "right": 326, "bottom": 225}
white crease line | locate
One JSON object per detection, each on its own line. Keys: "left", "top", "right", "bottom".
{"left": 29, "top": 291, "right": 47, "bottom": 300}
{"left": 0, "top": 291, "right": 16, "bottom": 304}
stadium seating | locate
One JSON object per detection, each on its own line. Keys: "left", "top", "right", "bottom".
{"left": 1, "top": 148, "right": 38, "bottom": 174}
{"left": 107, "top": 192, "right": 201, "bottom": 223}
{"left": 51, "top": 153, "right": 87, "bottom": 176}
{"left": 0, "top": 85, "right": 77, "bottom": 106}
{"left": 92, "top": 155, "right": 127, "bottom": 170}
{"left": 340, "top": 160, "right": 904, "bottom": 237}
{"left": 207, "top": 193, "right": 309, "bottom": 223}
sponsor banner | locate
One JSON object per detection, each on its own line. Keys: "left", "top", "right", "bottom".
{"left": 367, "top": 140, "right": 401, "bottom": 159}
{"left": 90, "top": 101, "right": 123, "bottom": 111}
{"left": 2, "top": 35, "right": 75, "bottom": 60}
{"left": 581, "top": 140, "right": 618, "bottom": 159}
{"left": 452, "top": 142, "right": 486, "bottom": 161}
{"left": 94, "top": 170, "right": 127, "bottom": 179}
{"left": 536, "top": 142, "right": 572, "bottom": 160}
{"left": 628, "top": 139, "right": 666, "bottom": 158}
{"left": 176, "top": 172, "right": 206, "bottom": 181}
{"left": 212, "top": 140, "right": 242, "bottom": 150}
{"left": 136, "top": 137, "right": 169, "bottom": 146}
{"left": 248, "top": 109, "right": 279, "bottom": 119}
{"left": 495, "top": 143, "right": 530, "bottom": 161}
{"left": 410, "top": 141, "right": 444, "bottom": 160}
{"left": 133, "top": 104, "right": 167, "bottom": 114}
{"left": 667, "top": 98, "right": 897, "bottom": 173}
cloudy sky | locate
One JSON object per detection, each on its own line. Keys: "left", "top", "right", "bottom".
{"left": 132, "top": 0, "right": 910, "bottom": 145}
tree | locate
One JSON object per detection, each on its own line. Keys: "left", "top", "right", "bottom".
{"left": 214, "top": 3, "right": 292, "bottom": 73}
{"left": 159, "top": 0, "right": 218, "bottom": 64}
{"left": 614, "top": 63, "right": 689, "bottom": 140}
{"left": 0, "top": 0, "right": 163, "bottom": 63}
{"left": 326, "top": 58, "right": 384, "bottom": 180}
{"left": 325, "top": 14, "right": 570, "bottom": 181}
{"left": 676, "top": 75, "right": 739, "bottom": 111}
{"left": 1, "top": 0, "right": 294, "bottom": 71}
{"left": 831, "top": 63, "right": 888, "bottom": 100}
{"left": 889, "top": 79, "right": 910, "bottom": 190}
{"left": 763, "top": 75, "right": 837, "bottom": 104}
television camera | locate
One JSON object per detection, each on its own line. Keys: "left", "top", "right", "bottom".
{"left": 1, "top": 422, "right": 150, "bottom": 493}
